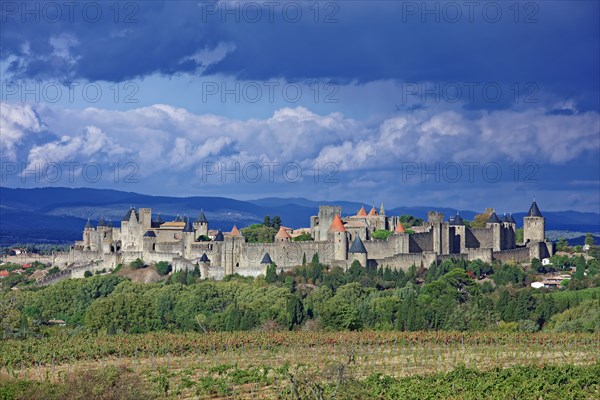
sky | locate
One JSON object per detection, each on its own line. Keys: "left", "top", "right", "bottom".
{"left": 1, "top": 0, "right": 599, "bottom": 213}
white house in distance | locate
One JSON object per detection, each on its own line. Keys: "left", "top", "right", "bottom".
{"left": 531, "top": 274, "right": 572, "bottom": 289}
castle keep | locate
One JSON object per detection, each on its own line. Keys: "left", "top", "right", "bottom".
{"left": 68, "top": 201, "right": 553, "bottom": 279}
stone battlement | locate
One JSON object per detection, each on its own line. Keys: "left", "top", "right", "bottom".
{"left": 57, "top": 200, "right": 550, "bottom": 282}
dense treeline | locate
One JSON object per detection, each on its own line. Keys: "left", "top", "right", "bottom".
{"left": 1, "top": 256, "right": 599, "bottom": 337}
{"left": 1, "top": 243, "right": 71, "bottom": 255}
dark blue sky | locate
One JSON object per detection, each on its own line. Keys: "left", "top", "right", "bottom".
{"left": 1, "top": 1, "right": 599, "bottom": 212}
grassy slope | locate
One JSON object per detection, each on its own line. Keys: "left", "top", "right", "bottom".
{"left": 541, "top": 287, "right": 600, "bottom": 302}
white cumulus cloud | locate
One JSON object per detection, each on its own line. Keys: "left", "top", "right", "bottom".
{"left": 0, "top": 102, "right": 45, "bottom": 160}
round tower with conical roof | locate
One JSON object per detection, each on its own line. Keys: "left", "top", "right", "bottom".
{"left": 485, "top": 211, "right": 502, "bottom": 251}
{"left": 349, "top": 235, "right": 367, "bottom": 267}
{"left": 328, "top": 214, "right": 348, "bottom": 261}
{"left": 182, "top": 217, "right": 196, "bottom": 259}
{"left": 199, "top": 252, "right": 210, "bottom": 279}
{"left": 500, "top": 213, "right": 516, "bottom": 249}
{"left": 523, "top": 200, "right": 545, "bottom": 244}
{"left": 394, "top": 222, "right": 405, "bottom": 234}
{"left": 83, "top": 218, "right": 94, "bottom": 250}
{"left": 275, "top": 226, "right": 291, "bottom": 242}
{"left": 194, "top": 210, "right": 209, "bottom": 238}
{"left": 448, "top": 213, "right": 466, "bottom": 253}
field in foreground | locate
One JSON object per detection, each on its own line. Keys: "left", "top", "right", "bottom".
{"left": 1, "top": 331, "right": 599, "bottom": 399}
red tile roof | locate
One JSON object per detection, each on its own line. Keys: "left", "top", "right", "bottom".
{"left": 229, "top": 225, "right": 241, "bottom": 237}
{"left": 0, "top": 270, "right": 9, "bottom": 277}
{"left": 395, "top": 224, "right": 405, "bottom": 233}
{"left": 368, "top": 207, "right": 377, "bottom": 216}
{"left": 357, "top": 207, "right": 367, "bottom": 216}
{"left": 328, "top": 214, "right": 347, "bottom": 233}
{"left": 275, "top": 226, "right": 292, "bottom": 239}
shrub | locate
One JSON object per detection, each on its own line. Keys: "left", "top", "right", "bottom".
{"left": 130, "top": 258, "right": 145, "bottom": 269}
{"left": 480, "top": 281, "right": 495, "bottom": 293}
{"left": 155, "top": 261, "right": 172, "bottom": 276}
{"left": 517, "top": 319, "right": 539, "bottom": 332}
{"left": 371, "top": 230, "right": 393, "bottom": 240}
{"left": 0, "top": 366, "right": 156, "bottom": 400}
{"left": 545, "top": 299, "right": 600, "bottom": 332}
{"left": 293, "top": 233, "right": 314, "bottom": 241}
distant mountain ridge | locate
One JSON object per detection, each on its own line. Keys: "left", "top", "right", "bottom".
{"left": 1, "top": 187, "right": 598, "bottom": 246}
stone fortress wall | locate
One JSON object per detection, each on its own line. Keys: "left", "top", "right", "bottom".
{"left": 39, "top": 201, "right": 553, "bottom": 285}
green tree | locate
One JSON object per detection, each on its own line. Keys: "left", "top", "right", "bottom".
{"left": 516, "top": 227, "right": 524, "bottom": 244}
{"left": 84, "top": 270, "right": 93, "bottom": 278}
{"left": 471, "top": 210, "right": 493, "bottom": 228}
{"left": 533, "top": 295, "right": 556, "bottom": 328}
{"left": 361, "top": 296, "right": 400, "bottom": 330}
{"left": 265, "top": 263, "right": 278, "bottom": 283}
{"left": 480, "top": 281, "right": 495, "bottom": 294}
{"left": 574, "top": 257, "right": 586, "bottom": 280}
{"left": 347, "top": 260, "right": 365, "bottom": 282}
{"left": 241, "top": 224, "right": 277, "bottom": 243}
{"left": 495, "top": 289, "right": 515, "bottom": 321}
{"left": 156, "top": 261, "right": 172, "bottom": 276}
{"left": 383, "top": 266, "right": 393, "bottom": 281}
{"left": 311, "top": 253, "right": 320, "bottom": 265}
{"left": 556, "top": 238, "right": 569, "bottom": 251}
{"left": 395, "top": 269, "right": 408, "bottom": 288}
{"left": 467, "top": 259, "right": 493, "bottom": 279}
{"left": 406, "top": 264, "right": 418, "bottom": 284}
{"left": 372, "top": 229, "right": 393, "bottom": 240}
{"left": 263, "top": 215, "right": 271, "bottom": 227}
{"left": 493, "top": 264, "right": 525, "bottom": 286}
{"left": 545, "top": 299, "right": 600, "bottom": 332}
{"left": 0, "top": 295, "right": 24, "bottom": 335}
{"left": 190, "top": 265, "right": 201, "bottom": 282}
{"left": 530, "top": 258, "right": 543, "bottom": 273}
{"left": 514, "top": 290, "right": 536, "bottom": 321}
{"left": 272, "top": 216, "right": 282, "bottom": 230}
{"left": 445, "top": 297, "right": 499, "bottom": 331}
{"left": 442, "top": 268, "right": 477, "bottom": 302}
{"left": 84, "top": 283, "right": 156, "bottom": 333}
{"left": 321, "top": 284, "right": 363, "bottom": 330}
{"left": 398, "top": 215, "right": 424, "bottom": 226}
{"left": 130, "top": 258, "right": 145, "bottom": 269}
{"left": 397, "top": 284, "right": 420, "bottom": 331}
{"left": 177, "top": 270, "right": 188, "bottom": 285}
{"left": 293, "top": 233, "right": 314, "bottom": 241}
{"left": 286, "top": 294, "right": 305, "bottom": 329}
{"left": 585, "top": 233, "right": 594, "bottom": 247}
{"left": 323, "top": 267, "right": 347, "bottom": 291}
